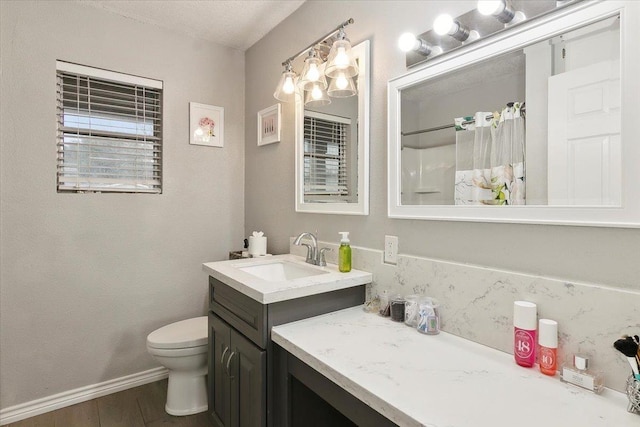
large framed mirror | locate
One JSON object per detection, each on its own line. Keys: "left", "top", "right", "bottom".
{"left": 388, "top": 1, "right": 640, "bottom": 227}
{"left": 295, "top": 40, "right": 369, "bottom": 215}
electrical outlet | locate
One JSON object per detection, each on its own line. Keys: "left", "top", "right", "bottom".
{"left": 384, "top": 235, "right": 398, "bottom": 265}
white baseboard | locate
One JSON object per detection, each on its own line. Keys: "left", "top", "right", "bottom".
{"left": 0, "top": 367, "right": 169, "bottom": 425}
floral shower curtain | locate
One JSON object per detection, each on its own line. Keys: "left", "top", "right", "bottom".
{"left": 454, "top": 102, "right": 525, "bottom": 205}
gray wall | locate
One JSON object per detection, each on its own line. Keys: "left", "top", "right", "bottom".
{"left": 0, "top": 1, "right": 245, "bottom": 408}
{"left": 244, "top": 0, "right": 639, "bottom": 290}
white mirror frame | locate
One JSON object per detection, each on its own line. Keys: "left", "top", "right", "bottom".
{"left": 388, "top": 1, "right": 640, "bottom": 228}
{"left": 295, "top": 40, "right": 370, "bottom": 215}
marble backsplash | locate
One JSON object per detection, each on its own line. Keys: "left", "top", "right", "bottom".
{"left": 290, "top": 240, "right": 640, "bottom": 393}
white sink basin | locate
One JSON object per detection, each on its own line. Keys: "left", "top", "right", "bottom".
{"left": 237, "top": 260, "right": 329, "bottom": 282}
{"left": 203, "top": 254, "right": 372, "bottom": 304}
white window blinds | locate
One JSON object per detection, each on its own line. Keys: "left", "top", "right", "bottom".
{"left": 56, "top": 61, "right": 163, "bottom": 193}
{"left": 303, "top": 111, "right": 350, "bottom": 198}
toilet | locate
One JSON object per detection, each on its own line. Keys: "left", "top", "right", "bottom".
{"left": 146, "top": 316, "right": 208, "bottom": 416}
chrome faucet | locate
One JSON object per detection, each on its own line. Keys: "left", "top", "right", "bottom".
{"left": 293, "top": 232, "right": 332, "bottom": 266}
{"left": 293, "top": 232, "right": 318, "bottom": 264}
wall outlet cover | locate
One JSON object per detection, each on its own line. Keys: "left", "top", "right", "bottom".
{"left": 384, "top": 235, "right": 398, "bottom": 265}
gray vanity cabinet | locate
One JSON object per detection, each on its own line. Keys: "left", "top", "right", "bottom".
{"left": 207, "top": 275, "right": 366, "bottom": 427}
{"left": 209, "top": 313, "right": 266, "bottom": 427}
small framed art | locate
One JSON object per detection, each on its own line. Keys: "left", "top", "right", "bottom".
{"left": 257, "top": 104, "right": 281, "bottom": 146}
{"left": 190, "top": 102, "right": 224, "bottom": 147}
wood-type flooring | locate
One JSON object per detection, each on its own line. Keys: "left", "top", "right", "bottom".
{"left": 6, "top": 379, "right": 213, "bottom": 427}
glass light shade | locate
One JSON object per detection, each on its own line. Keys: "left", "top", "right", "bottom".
{"left": 304, "top": 84, "right": 331, "bottom": 107}
{"left": 325, "top": 39, "right": 359, "bottom": 78}
{"left": 273, "top": 70, "right": 298, "bottom": 103}
{"left": 327, "top": 73, "right": 357, "bottom": 98}
{"left": 298, "top": 55, "right": 327, "bottom": 90}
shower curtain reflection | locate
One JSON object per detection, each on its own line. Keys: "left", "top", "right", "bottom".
{"left": 455, "top": 102, "right": 525, "bottom": 205}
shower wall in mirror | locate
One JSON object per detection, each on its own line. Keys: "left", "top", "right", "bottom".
{"left": 387, "top": 1, "right": 640, "bottom": 226}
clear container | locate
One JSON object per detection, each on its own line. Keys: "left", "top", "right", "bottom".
{"left": 379, "top": 290, "right": 390, "bottom": 317}
{"left": 417, "top": 298, "right": 440, "bottom": 335}
{"left": 363, "top": 296, "right": 380, "bottom": 314}
{"left": 404, "top": 294, "right": 421, "bottom": 327}
{"left": 389, "top": 295, "right": 405, "bottom": 322}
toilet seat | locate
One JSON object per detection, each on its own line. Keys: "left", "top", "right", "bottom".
{"left": 147, "top": 316, "right": 208, "bottom": 350}
{"left": 147, "top": 344, "right": 207, "bottom": 358}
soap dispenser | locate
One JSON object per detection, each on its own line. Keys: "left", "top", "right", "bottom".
{"left": 338, "top": 232, "right": 351, "bottom": 272}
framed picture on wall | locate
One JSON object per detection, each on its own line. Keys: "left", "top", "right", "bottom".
{"left": 190, "top": 102, "right": 224, "bottom": 147}
{"left": 257, "top": 104, "right": 281, "bottom": 146}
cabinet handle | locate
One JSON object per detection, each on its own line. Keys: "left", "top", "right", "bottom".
{"left": 226, "top": 351, "right": 236, "bottom": 378}
{"left": 221, "top": 346, "right": 229, "bottom": 365}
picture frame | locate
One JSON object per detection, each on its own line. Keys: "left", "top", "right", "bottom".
{"left": 257, "top": 104, "right": 281, "bottom": 146}
{"left": 190, "top": 102, "right": 224, "bottom": 147}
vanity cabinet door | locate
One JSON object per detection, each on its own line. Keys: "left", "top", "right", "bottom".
{"left": 209, "top": 313, "right": 266, "bottom": 427}
{"left": 209, "top": 313, "right": 232, "bottom": 427}
{"left": 229, "top": 329, "right": 266, "bottom": 427}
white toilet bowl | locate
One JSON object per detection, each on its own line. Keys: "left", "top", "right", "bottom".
{"left": 147, "top": 316, "right": 208, "bottom": 416}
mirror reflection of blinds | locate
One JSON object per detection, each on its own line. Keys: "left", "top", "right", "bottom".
{"left": 56, "top": 62, "right": 163, "bottom": 193}
{"left": 303, "top": 115, "right": 348, "bottom": 196}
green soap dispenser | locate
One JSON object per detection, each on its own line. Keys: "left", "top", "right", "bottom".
{"left": 338, "top": 232, "right": 351, "bottom": 272}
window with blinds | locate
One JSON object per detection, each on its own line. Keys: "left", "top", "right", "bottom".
{"left": 303, "top": 111, "right": 350, "bottom": 200}
{"left": 56, "top": 61, "right": 163, "bottom": 193}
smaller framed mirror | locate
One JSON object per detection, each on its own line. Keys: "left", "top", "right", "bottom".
{"left": 295, "top": 40, "right": 370, "bottom": 215}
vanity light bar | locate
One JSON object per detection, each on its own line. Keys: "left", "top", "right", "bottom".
{"left": 403, "top": 0, "right": 578, "bottom": 68}
{"left": 280, "top": 18, "right": 354, "bottom": 68}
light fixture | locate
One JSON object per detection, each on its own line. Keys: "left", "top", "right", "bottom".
{"left": 402, "top": 1, "right": 560, "bottom": 68}
{"left": 327, "top": 72, "right": 357, "bottom": 98}
{"left": 274, "top": 18, "right": 359, "bottom": 104}
{"left": 477, "top": 0, "right": 526, "bottom": 24}
{"left": 273, "top": 62, "right": 297, "bottom": 103}
{"left": 397, "top": 32, "right": 443, "bottom": 56}
{"left": 325, "top": 28, "right": 359, "bottom": 78}
{"left": 304, "top": 83, "right": 331, "bottom": 107}
{"left": 433, "top": 14, "right": 479, "bottom": 42}
{"left": 298, "top": 49, "right": 327, "bottom": 90}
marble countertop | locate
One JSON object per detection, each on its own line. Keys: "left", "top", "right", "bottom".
{"left": 272, "top": 307, "right": 634, "bottom": 427}
{"left": 202, "top": 254, "right": 372, "bottom": 304}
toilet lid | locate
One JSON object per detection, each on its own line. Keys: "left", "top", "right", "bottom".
{"left": 147, "top": 316, "right": 208, "bottom": 349}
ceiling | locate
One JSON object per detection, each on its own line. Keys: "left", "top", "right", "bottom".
{"left": 77, "top": 0, "right": 306, "bottom": 51}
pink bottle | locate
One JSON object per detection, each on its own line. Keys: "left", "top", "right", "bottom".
{"left": 513, "top": 301, "right": 537, "bottom": 367}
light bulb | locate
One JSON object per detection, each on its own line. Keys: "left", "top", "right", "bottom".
{"left": 398, "top": 32, "right": 418, "bottom": 52}
{"left": 311, "top": 85, "right": 322, "bottom": 100}
{"left": 433, "top": 14, "right": 455, "bottom": 36}
{"left": 467, "top": 30, "right": 480, "bottom": 43}
{"left": 307, "top": 63, "right": 320, "bottom": 82}
{"left": 283, "top": 76, "right": 295, "bottom": 94}
{"left": 336, "top": 74, "right": 349, "bottom": 90}
{"left": 334, "top": 47, "right": 349, "bottom": 68}
{"left": 477, "top": 0, "right": 504, "bottom": 16}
